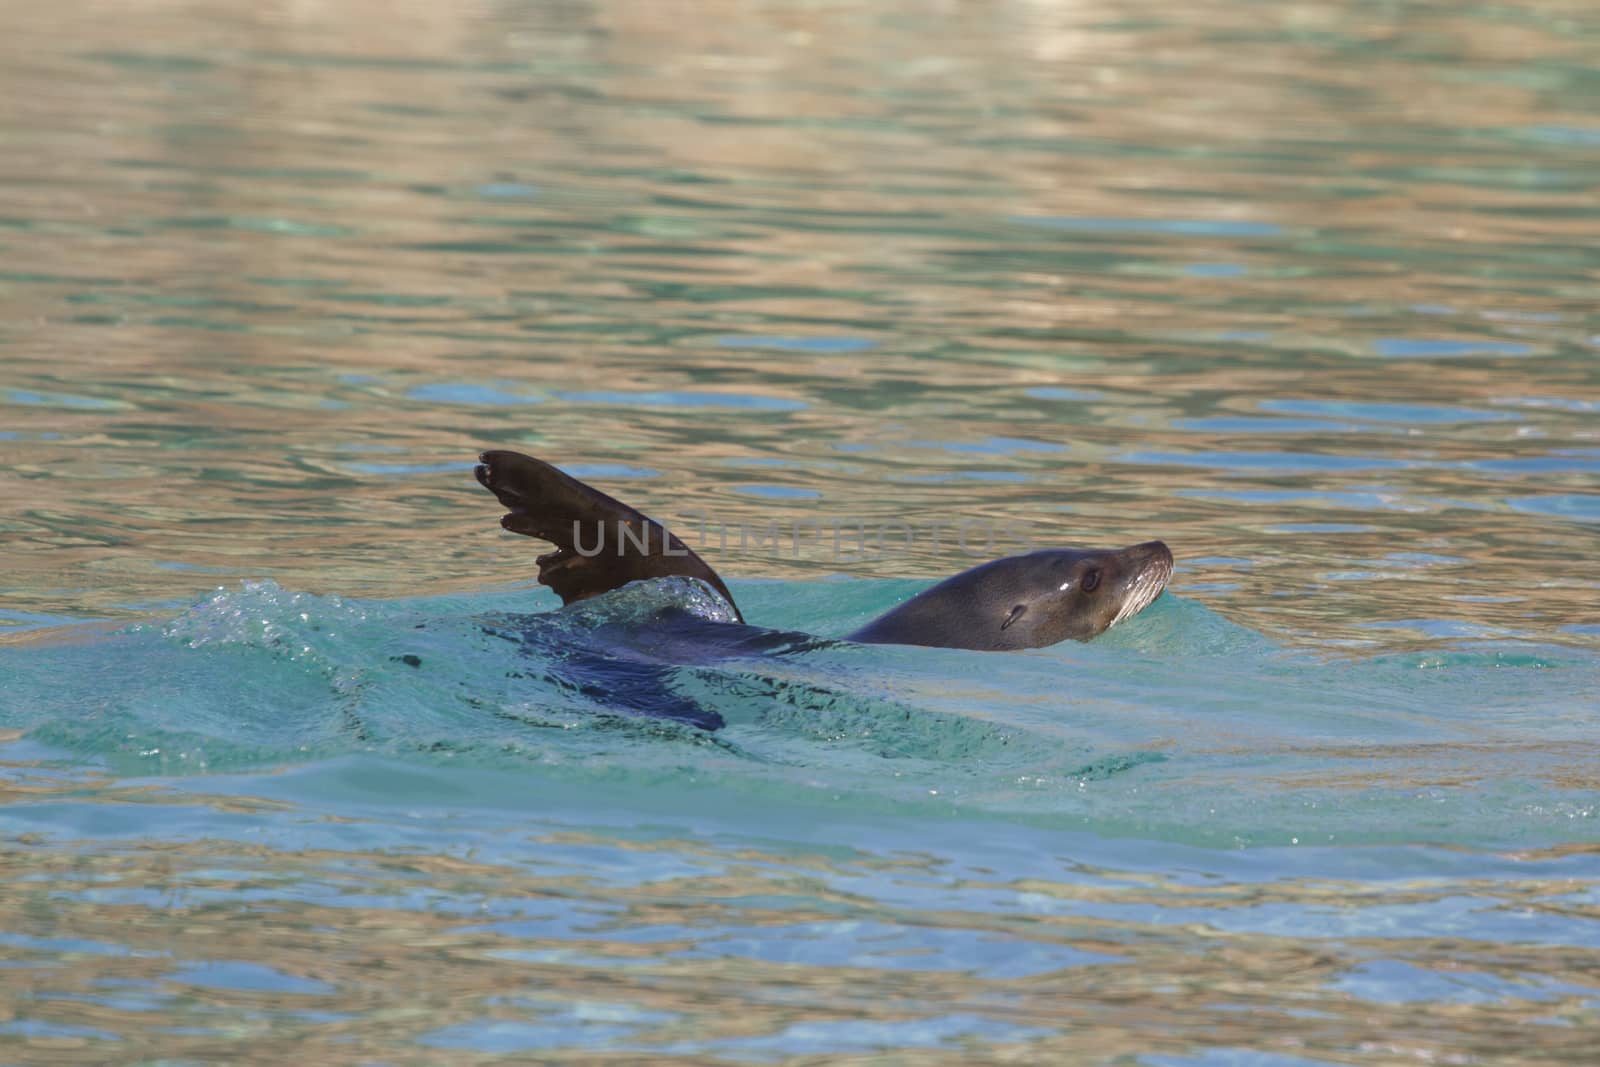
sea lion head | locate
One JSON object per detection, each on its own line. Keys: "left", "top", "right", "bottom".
{"left": 992, "top": 541, "right": 1174, "bottom": 646}
{"left": 847, "top": 540, "right": 1173, "bottom": 650}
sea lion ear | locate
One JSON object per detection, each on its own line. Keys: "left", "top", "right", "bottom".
{"left": 474, "top": 450, "right": 743, "bottom": 622}
{"left": 1000, "top": 604, "right": 1027, "bottom": 631}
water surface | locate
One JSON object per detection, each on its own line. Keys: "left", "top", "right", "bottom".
{"left": 1, "top": 0, "right": 1597, "bottom": 1062}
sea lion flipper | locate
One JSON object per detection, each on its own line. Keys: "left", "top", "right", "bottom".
{"left": 475, "top": 450, "right": 742, "bottom": 621}
{"left": 475, "top": 450, "right": 647, "bottom": 548}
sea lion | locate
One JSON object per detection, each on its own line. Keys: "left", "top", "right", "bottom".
{"left": 475, "top": 450, "right": 1171, "bottom": 651}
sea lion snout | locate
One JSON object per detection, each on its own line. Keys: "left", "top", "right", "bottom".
{"left": 1132, "top": 540, "right": 1174, "bottom": 580}
{"left": 1103, "top": 540, "right": 1173, "bottom": 631}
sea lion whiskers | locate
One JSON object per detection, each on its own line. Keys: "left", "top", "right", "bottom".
{"left": 1107, "top": 542, "right": 1175, "bottom": 630}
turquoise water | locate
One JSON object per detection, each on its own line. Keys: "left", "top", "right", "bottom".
{"left": 3, "top": 0, "right": 1599, "bottom": 1062}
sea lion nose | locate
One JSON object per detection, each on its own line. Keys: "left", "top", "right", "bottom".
{"left": 1132, "top": 541, "right": 1174, "bottom": 587}
{"left": 1135, "top": 540, "right": 1173, "bottom": 564}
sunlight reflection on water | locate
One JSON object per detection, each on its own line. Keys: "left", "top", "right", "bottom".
{"left": 1, "top": 0, "right": 1597, "bottom": 1061}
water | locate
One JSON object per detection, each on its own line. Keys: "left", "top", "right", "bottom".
{"left": 2, "top": 0, "right": 1598, "bottom": 1061}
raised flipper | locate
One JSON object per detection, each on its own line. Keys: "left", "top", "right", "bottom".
{"left": 474, "top": 450, "right": 742, "bottom": 621}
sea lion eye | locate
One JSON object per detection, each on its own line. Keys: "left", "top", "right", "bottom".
{"left": 1081, "top": 568, "right": 1101, "bottom": 592}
